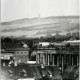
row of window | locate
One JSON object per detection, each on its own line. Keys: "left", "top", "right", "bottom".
{"left": 16, "top": 52, "right": 28, "bottom": 54}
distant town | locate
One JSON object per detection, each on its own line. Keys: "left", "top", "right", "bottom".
{"left": 1, "top": 0, "right": 79, "bottom": 79}
{"left": 1, "top": 31, "right": 79, "bottom": 80}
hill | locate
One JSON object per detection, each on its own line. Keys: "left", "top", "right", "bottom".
{"left": 1, "top": 16, "right": 79, "bottom": 38}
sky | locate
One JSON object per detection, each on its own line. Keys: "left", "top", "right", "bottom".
{"left": 1, "top": 0, "right": 79, "bottom": 22}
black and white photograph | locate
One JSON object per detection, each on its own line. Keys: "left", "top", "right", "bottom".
{"left": 0, "top": 0, "right": 79, "bottom": 80}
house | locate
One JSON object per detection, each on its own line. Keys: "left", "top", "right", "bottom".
{"left": 1, "top": 43, "right": 30, "bottom": 65}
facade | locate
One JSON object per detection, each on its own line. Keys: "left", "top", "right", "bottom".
{"left": 36, "top": 48, "right": 56, "bottom": 65}
{"left": 1, "top": 51, "right": 14, "bottom": 60}
{"left": 14, "top": 48, "right": 29, "bottom": 63}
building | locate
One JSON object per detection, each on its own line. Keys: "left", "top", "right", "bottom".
{"left": 1, "top": 44, "right": 30, "bottom": 65}
{"left": 14, "top": 48, "right": 29, "bottom": 63}
{"left": 36, "top": 47, "right": 56, "bottom": 65}
{"left": 1, "top": 51, "right": 14, "bottom": 60}
{"left": 36, "top": 41, "right": 79, "bottom": 73}
{"left": 1, "top": 51, "right": 14, "bottom": 66}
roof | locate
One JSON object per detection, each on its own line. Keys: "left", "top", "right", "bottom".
{"left": 37, "top": 50, "right": 56, "bottom": 54}
{"left": 39, "top": 42, "right": 49, "bottom": 46}
{"left": 5, "top": 48, "right": 29, "bottom": 51}
{"left": 2, "top": 43, "right": 29, "bottom": 51}
{"left": 37, "top": 47, "right": 55, "bottom": 50}
{"left": 3, "top": 64, "right": 62, "bottom": 79}
{"left": 64, "top": 40, "right": 80, "bottom": 43}
{"left": 62, "top": 66, "right": 79, "bottom": 79}
{"left": 1, "top": 51, "right": 14, "bottom": 53}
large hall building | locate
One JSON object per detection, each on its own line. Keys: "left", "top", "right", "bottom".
{"left": 36, "top": 41, "right": 79, "bottom": 73}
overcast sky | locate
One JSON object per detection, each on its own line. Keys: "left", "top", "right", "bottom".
{"left": 1, "top": 0, "right": 79, "bottom": 22}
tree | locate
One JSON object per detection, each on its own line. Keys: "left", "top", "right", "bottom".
{"left": 66, "top": 33, "right": 72, "bottom": 40}
{"left": 3, "top": 37, "right": 12, "bottom": 43}
{"left": 26, "top": 39, "right": 33, "bottom": 49}
{"left": 72, "top": 32, "right": 79, "bottom": 40}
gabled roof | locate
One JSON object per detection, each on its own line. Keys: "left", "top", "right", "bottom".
{"left": 2, "top": 43, "right": 29, "bottom": 51}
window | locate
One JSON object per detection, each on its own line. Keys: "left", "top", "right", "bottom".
{"left": 17, "top": 52, "right": 19, "bottom": 54}
{"left": 21, "top": 52, "right": 23, "bottom": 54}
